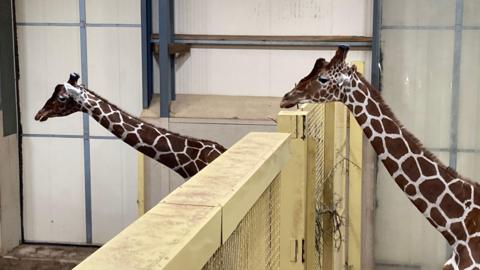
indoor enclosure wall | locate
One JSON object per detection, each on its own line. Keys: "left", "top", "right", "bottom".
{"left": 376, "top": 0, "right": 480, "bottom": 269}
{"left": 16, "top": 0, "right": 142, "bottom": 245}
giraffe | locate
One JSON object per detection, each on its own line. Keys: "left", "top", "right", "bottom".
{"left": 35, "top": 73, "right": 226, "bottom": 179}
{"left": 280, "top": 46, "right": 480, "bottom": 270}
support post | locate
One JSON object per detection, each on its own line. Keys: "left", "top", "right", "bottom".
{"left": 141, "top": 0, "right": 153, "bottom": 108}
{"left": 277, "top": 111, "right": 308, "bottom": 270}
{"left": 158, "top": 0, "right": 174, "bottom": 117}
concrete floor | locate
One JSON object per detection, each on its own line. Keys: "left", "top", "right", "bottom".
{"left": 0, "top": 244, "right": 97, "bottom": 270}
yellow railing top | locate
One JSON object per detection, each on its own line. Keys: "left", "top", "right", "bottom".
{"left": 74, "top": 132, "right": 290, "bottom": 270}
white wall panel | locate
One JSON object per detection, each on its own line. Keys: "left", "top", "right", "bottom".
{"left": 86, "top": 0, "right": 140, "bottom": 24}
{"left": 382, "top": 0, "right": 455, "bottom": 27}
{"left": 23, "top": 137, "right": 85, "bottom": 243}
{"left": 457, "top": 153, "right": 480, "bottom": 182}
{"left": 174, "top": 0, "right": 372, "bottom": 36}
{"left": 16, "top": 0, "right": 79, "bottom": 23}
{"left": 90, "top": 139, "right": 138, "bottom": 244}
{"left": 375, "top": 151, "right": 449, "bottom": 270}
{"left": 381, "top": 30, "right": 454, "bottom": 149}
{"left": 86, "top": 27, "right": 143, "bottom": 137}
{"left": 464, "top": 0, "right": 480, "bottom": 26}
{"left": 18, "top": 26, "right": 83, "bottom": 135}
{"left": 458, "top": 30, "right": 480, "bottom": 150}
{"left": 176, "top": 49, "right": 371, "bottom": 97}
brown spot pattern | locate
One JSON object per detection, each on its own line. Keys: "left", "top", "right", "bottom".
{"left": 385, "top": 137, "right": 409, "bottom": 160}
{"left": 418, "top": 157, "right": 437, "bottom": 177}
{"left": 383, "top": 157, "right": 399, "bottom": 175}
{"left": 441, "top": 230, "right": 456, "bottom": 245}
{"left": 465, "top": 208, "right": 480, "bottom": 235}
{"left": 457, "top": 244, "right": 473, "bottom": 269}
{"left": 469, "top": 237, "right": 480, "bottom": 262}
{"left": 413, "top": 198, "right": 428, "bottom": 213}
{"left": 449, "top": 181, "right": 471, "bottom": 202}
{"left": 371, "top": 119, "right": 383, "bottom": 134}
{"left": 137, "top": 146, "right": 156, "bottom": 158}
{"left": 419, "top": 179, "right": 445, "bottom": 203}
{"left": 440, "top": 194, "right": 464, "bottom": 219}
{"left": 451, "top": 221, "right": 467, "bottom": 241}
{"left": 430, "top": 208, "right": 446, "bottom": 227}
{"left": 401, "top": 157, "right": 421, "bottom": 181}
{"left": 405, "top": 184, "right": 416, "bottom": 196}
{"left": 352, "top": 90, "right": 365, "bottom": 103}
{"left": 366, "top": 100, "right": 381, "bottom": 116}
{"left": 382, "top": 118, "right": 399, "bottom": 134}
{"left": 395, "top": 175, "right": 408, "bottom": 190}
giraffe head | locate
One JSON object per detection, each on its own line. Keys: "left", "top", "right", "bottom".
{"left": 280, "top": 45, "right": 354, "bottom": 108}
{"left": 35, "top": 73, "right": 84, "bottom": 122}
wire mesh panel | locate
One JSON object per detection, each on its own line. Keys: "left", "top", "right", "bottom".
{"left": 303, "top": 104, "right": 327, "bottom": 270}
{"left": 202, "top": 175, "right": 281, "bottom": 270}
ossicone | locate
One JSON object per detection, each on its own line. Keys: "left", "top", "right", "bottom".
{"left": 68, "top": 72, "right": 80, "bottom": 86}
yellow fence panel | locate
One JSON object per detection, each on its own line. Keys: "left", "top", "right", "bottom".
{"left": 74, "top": 132, "right": 290, "bottom": 270}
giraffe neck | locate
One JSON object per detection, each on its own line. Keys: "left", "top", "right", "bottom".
{"left": 343, "top": 72, "right": 480, "bottom": 252}
{"left": 77, "top": 88, "right": 226, "bottom": 178}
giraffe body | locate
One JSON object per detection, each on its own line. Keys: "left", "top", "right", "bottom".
{"left": 281, "top": 46, "right": 480, "bottom": 270}
{"left": 35, "top": 74, "right": 226, "bottom": 179}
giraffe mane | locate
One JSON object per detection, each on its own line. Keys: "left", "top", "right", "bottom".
{"left": 83, "top": 87, "right": 227, "bottom": 150}
{"left": 354, "top": 71, "right": 475, "bottom": 185}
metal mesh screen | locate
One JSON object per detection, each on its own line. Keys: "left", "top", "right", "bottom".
{"left": 304, "top": 104, "right": 326, "bottom": 270}
{"left": 202, "top": 175, "right": 280, "bottom": 270}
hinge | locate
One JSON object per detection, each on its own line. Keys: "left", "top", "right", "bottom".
{"left": 294, "top": 115, "right": 306, "bottom": 140}
{"left": 301, "top": 239, "right": 305, "bottom": 263}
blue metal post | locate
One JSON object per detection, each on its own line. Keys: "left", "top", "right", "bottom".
{"left": 371, "top": 0, "right": 381, "bottom": 90}
{"left": 141, "top": 0, "right": 153, "bottom": 108}
{"left": 158, "top": 0, "right": 174, "bottom": 117}
{"left": 79, "top": 0, "right": 92, "bottom": 244}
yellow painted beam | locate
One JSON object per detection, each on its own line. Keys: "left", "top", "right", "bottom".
{"left": 75, "top": 132, "right": 291, "bottom": 270}
{"left": 75, "top": 203, "right": 221, "bottom": 270}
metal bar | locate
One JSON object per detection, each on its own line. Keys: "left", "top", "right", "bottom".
{"left": 151, "top": 34, "right": 372, "bottom": 49}
{"left": 86, "top": 23, "right": 141, "bottom": 27}
{"left": 16, "top": 22, "right": 80, "bottom": 27}
{"left": 158, "top": 0, "right": 174, "bottom": 117}
{"left": 16, "top": 22, "right": 141, "bottom": 27}
{"left": 382, "top": 25, "right": 455, "bottom": 30}
{"left": 449, "top": 0, "right": 464, "bottom": 170}
{"left": 22, "top": 134, "right": 117, "bottom": 140}
{"left": 174, "top": 39, "right": 372, "bottom": 48}
{"left": 79, "top": 0, "right": 92, "bottom": 244}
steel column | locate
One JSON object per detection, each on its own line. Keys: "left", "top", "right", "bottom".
{"left": 141, "top": 0, "right": 153, "bottom": 108}
{"left": 449, "top": 0, "right": 464, "bottom": 170}
{"left": 79, "top": 0, "right": 93, "bottom": 244}
{"left": 158, "top": 0, "right": 174, "bottom": 117}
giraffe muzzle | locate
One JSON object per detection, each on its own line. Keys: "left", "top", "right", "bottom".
{"left": 34, "top": 109, "right": 50, "bottom": 122}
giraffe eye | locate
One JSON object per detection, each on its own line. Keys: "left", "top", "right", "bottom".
{"left": 57, "top": 95, "right": 67, "bottom": 103}
{"left": 318, "top": 76, "right": 329, "bottom": 84}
